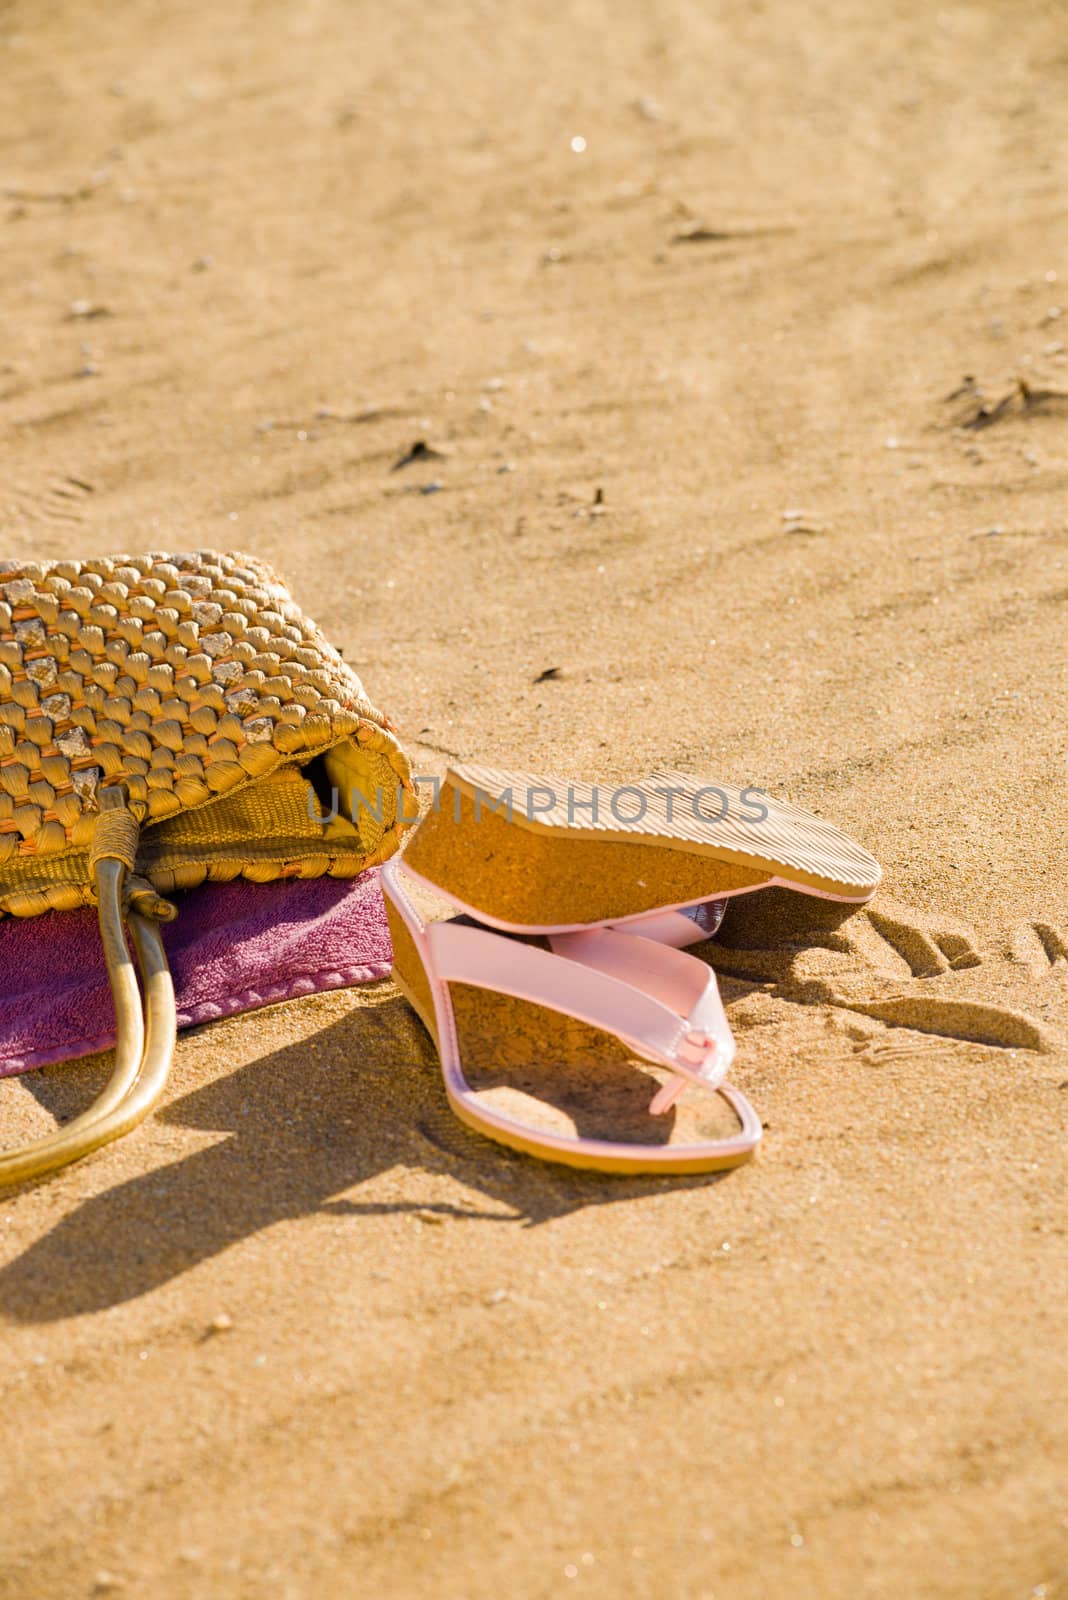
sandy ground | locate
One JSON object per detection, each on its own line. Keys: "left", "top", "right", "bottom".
{"left": 2, "top": 1, "right": 1068, "bottom": 1595}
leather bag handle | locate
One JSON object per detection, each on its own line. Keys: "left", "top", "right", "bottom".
{"left": 0, "top": 788, "right": 177, "bottom": 1187}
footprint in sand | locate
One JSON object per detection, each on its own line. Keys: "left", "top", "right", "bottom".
{"left": 1009, "top": 921, "right": 1068, "bottom": 977}
{"left": 5, "top": 472, "right": 95, "bottom": 527}
{"left": 707, "top": 894, "right": 1062, "bottom": 1056}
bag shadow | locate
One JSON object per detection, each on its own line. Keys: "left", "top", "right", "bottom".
{"left": 0, "top": 987, "right": 728, "bottom": 1324}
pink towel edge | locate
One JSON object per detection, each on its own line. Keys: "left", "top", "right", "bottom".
{"left": 0, "top": 958, "right": 393, "bottom": 1077}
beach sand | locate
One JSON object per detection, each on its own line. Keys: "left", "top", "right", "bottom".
{"left": 1, "top": 1, "right": 1067, "bottom": 1595}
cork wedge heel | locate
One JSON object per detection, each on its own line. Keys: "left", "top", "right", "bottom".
{"left": 382, "top": 855, "right": 762, "bottom": 1175}
{"left": 401, "top": 763, "right": 881, "bottom": 934}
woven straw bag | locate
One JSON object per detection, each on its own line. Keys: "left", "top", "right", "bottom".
{"left": 0, "top": 548, "right": 411, "bottom": 1184}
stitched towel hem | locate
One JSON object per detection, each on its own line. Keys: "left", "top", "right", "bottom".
{"left": 0, "top": 959, "right": 393, "bottom": 1076}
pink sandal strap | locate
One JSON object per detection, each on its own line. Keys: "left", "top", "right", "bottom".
{"left": 382, "top": 856, "right": 762, "bottom": 1169}
{"left": 607, "top": 903, "right": 727, "bottom": 947}
{"left": 427, "top": 919, "right": 734, "bottom": 1096}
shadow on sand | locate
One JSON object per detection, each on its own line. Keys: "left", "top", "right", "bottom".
{"left": 0, "top": 985, "right": 734, "bottom": 1324}
{"left": 0, "top": 892, "right": 849, "bottom": 1324}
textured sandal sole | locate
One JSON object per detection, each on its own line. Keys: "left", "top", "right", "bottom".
{"left": 401, "top": 763, "right": 881, "bottom": 931}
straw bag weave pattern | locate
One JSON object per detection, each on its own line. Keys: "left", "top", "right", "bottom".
{"left": 0, "top": 547, "right": 412, "bottom": 1184}
{"left": 0, "top": 548, "right": 411, "bottom": 913}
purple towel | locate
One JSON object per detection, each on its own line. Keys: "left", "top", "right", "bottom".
{"left": 0, "top": 871, "right": 392, "bottom": 1075}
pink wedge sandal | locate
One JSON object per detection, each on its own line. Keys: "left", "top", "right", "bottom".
{"left": 382, "top": 856, "right": 762, "bottom": 1175}
{"left": 400, "top": 764, "right": 880, "bottom": 933}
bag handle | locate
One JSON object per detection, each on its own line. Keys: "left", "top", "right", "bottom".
{"left": 0, "top": 787, "right": 177, "bottom": 1187}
